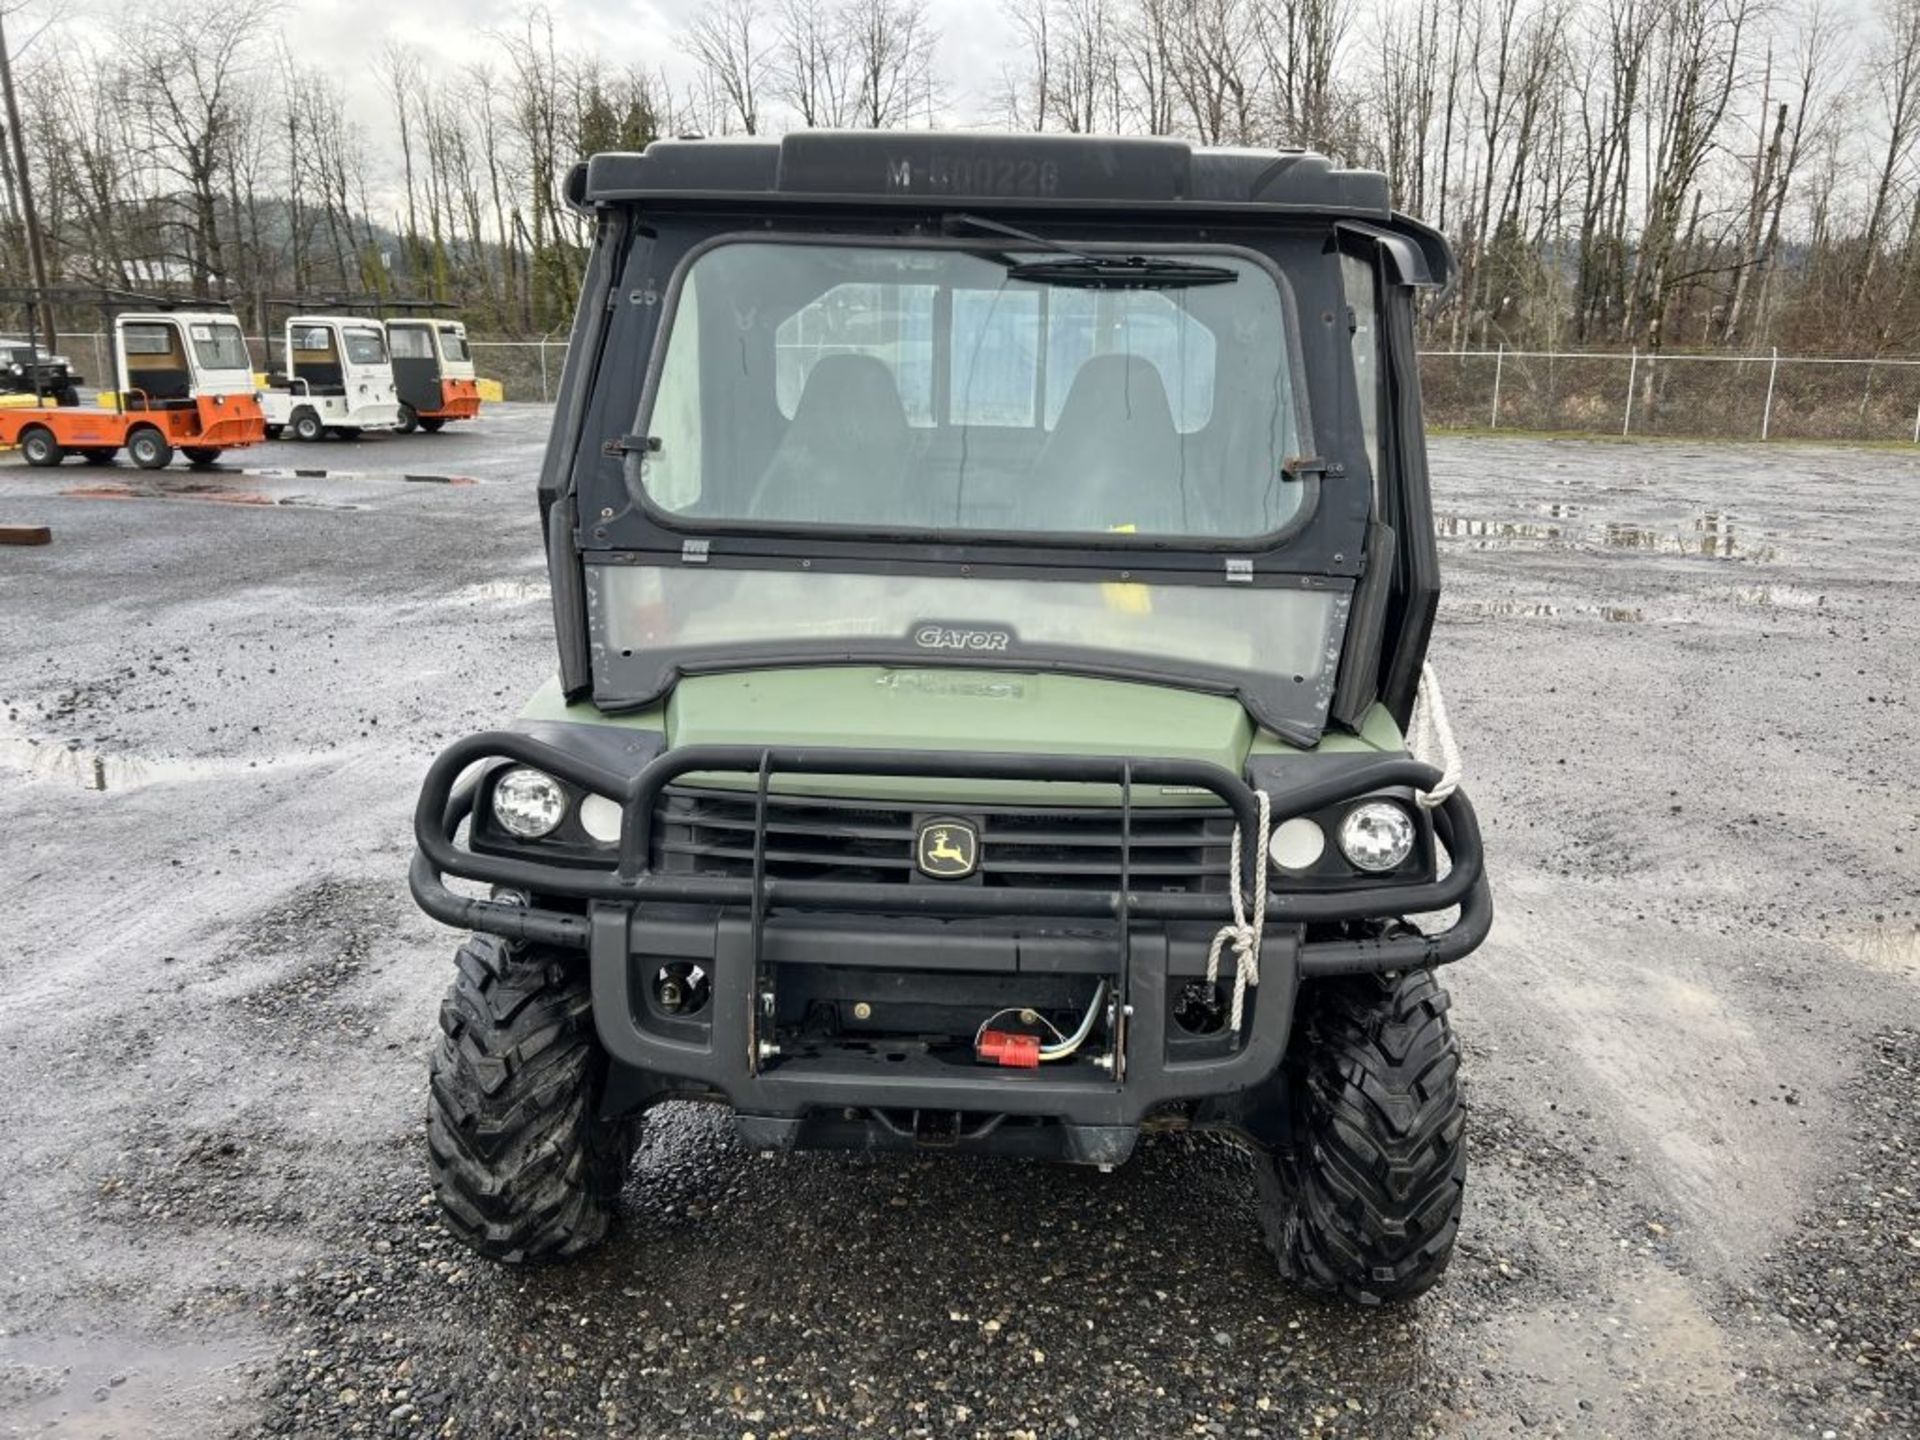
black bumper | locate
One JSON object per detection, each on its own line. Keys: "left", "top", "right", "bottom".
{"left": 409, "top": 736, "right": 1491, "bottom": 1138}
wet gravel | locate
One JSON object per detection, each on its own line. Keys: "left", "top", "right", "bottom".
{"left": 1, "top": 419, "right": 1916, "bottom": 1437}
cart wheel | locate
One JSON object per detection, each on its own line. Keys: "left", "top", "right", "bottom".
{"left": 334, "top": 426, "right": 362, "bottom": 440}
{"left": 265, "top": 425, "right": 284, "bottom": 440}
{"left": 291, "top": 408, "right": 323, "bottom": 442}
{"left": 56, "top": 386, "right": 80, "bottom": 408}
{"left": 127, "top": 426, "right": 174, "bottom": 470}
{"left": 419, "top": 417, "right": 446, "bottom": 433}
{"left": 395, "top": 403, "right": 418, "bottom": 434}
{"left": 183, "top": 447, "right": 223, "bottom": 468}
{"left": 19, "top": 426, "right": 64, "bottom": 468}
{"left": 80, "top": 448, "right": 117, "bottom": 466}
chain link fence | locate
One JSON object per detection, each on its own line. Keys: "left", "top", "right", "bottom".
{"left": 467, "top": 341, "right": 568, "bottom": 402}
{"left": 42, "top": 330, "right": 1920, "bottom": 440}
{"left": 1421, "top": 347, "right": 1920, "bottom": 443}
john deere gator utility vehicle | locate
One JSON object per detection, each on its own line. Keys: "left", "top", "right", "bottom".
{"left": 410, "top": 132, "right": 1491, "bottom": 1305}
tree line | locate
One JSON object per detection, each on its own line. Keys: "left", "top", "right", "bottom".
{"left": 4, "top": 0, "right": 1920, "bottom": 354}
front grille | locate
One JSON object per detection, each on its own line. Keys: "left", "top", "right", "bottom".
{"left": 654, "top": 786, "right": 1233, "bottom": 893}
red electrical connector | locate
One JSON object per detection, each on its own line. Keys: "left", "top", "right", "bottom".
{"left": 976, "top": 1029, "right": 1042, "bottom": 1068}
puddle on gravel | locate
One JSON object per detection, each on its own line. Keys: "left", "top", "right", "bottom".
{"left": 62, "top": 481, "right": 361, "bottom": 511}
{"left": 1727, "top": 584, "right": 1827, "bottom": 609}
{"left": 1453, "top": 600, "right": 1645, "bottom": 623}
{"left": 453, "top": 577, "right": 549, "bottom": 604}
{"left": 0, "top": 738, "right": 217, "bottom": 790}
{"left": 0, "top": 1329, "right": 264, "bottom": 1438}
{"left": 1838, "top": 923, "right": 1920, "bottom": 979}
{"left": 1437, "top": 510, "right": 1782, "bottom": 561}
{"left": 0, "top": 735, "right": 326, "bottom": 792}
{"left": 1435, "top": 516, "right": 1566, "bottom": 543}
{"left": 1602, "top": 513, "right": 1781, "bottom": 561}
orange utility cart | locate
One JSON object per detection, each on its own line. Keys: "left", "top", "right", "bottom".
{"left": 0, "top": 310, "right": 266, "bottom": 469}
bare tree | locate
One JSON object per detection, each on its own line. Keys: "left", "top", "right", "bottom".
{"left": 685, "top": 0, "right": 770, "bottom": 134}
{"left": 378, "top": 42, "right": 427, "bottom": 279}
{"left": 1858, "top": 0, "right": 1920, "bottom": 307}
{"left": 845, "top": 0, "right": 941, "bottom": 128}
{"left": 778, "top": 0, "right": 859, "bottom": 127}
{"left": 126, "top": 0, "right": 282, "bottom": 295}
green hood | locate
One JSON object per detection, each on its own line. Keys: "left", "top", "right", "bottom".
{"left": 519, "top": 667, "right": 1404, "bottom": 807}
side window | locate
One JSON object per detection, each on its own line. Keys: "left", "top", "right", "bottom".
{"left": 389, "top": 327, "right": 434, "bottom": 360}
{"left": 294, "top": 326, "right": 336, "bottom": 355}
{"left": 774, "top": 282, "right": 935, "bottom": 426}
{"left": 122, "top": 323, "right": 175, "bottom": 356}
{"left": 644, "top": 269, "right": 703, "bottom": 511}
{"left": 1340, "top": 253, "right": 1381, "bottom": 477}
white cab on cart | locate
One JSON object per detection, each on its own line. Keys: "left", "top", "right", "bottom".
{"left": 258, "top": 316, "right": 401, "bottom": 439}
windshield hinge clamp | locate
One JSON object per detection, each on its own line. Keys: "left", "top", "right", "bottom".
{"left": 1281, "top": 455, "right": 1330, "bottom": 483}
{"left": 1224, "top": 558, "right": 1254, "bottom": 584}
{"left": 681, "top": 539, "right": 711, "bottom": 565}
{"left": 603, "top": 434, "right": 660, "bottom": 459}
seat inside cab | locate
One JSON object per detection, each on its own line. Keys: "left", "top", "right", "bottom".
{"left": 291, "top": 325, "right": 345, "bottom": 393}
{"left": 121, "top": 321, "right": 195, "bottom": 407}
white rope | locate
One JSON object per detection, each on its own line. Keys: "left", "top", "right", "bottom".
{"left": 1407, "top": 661, "right": 1462, "bottom": 810}
{"left": 1206, "top": 789, "right": 1271, "bottom": 1034}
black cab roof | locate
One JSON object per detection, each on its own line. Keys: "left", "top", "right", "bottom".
{"left": 573, "top": 131, "right": 1452, "bottom": 286}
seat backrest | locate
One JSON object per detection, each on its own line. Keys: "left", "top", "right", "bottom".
{"left": 131, "top": 367, "right": 193, "bottom": 402}
{"left": 752, "top": 354, "right": 914, "bottom": 523}
{"left": 1030, "top": 355, "right": 1187, "bottom": 533}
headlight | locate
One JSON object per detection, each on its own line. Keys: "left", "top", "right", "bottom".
{"left": 1338, "top": 801, "right": 1416, "bottom": 872}
{"left": 1268, "top": 816, "right": 1326, "bottom": 871}
{"left": 8, "top": 363, "right": 20, "bottom": 375}
{"left": 491, "top": 766, "right": 568, "bottom": 838}
{"left": 577, "top": 793, "right": 622, "bottom": 845}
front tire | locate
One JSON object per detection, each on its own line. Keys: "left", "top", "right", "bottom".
{"left": 290, "top": 408, "right": 322, "bottom": 442}
{"left": 428, "top": 934, "right": 634, "bottom": 1263}
{"left": 418, "top": 416, "right": 445, "bottom": 433}
{"left": 1256, "top": 966, "right": 1465, "bottom": 1305}
{"left": 395, "top": 403, "right": 418, "bottom": 434}
{"left": 183, "top": 447, "right": 223, "bottom": 468}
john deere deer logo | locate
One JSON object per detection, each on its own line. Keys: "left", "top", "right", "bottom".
{"left": 915, "top": 818, "right": 980, "bottom": 879}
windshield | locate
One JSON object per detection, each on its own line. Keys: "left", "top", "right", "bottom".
{"left": 437, "top": 325, "right": 470, "bottom": 362}
{"left": 342, "top": 327, "right": 388, "bottom": 365}
{"left": 635, "top": 240, "right": 1308, "bottom": 540}
{"left": 188, "top": 322, "right": 250, "bottom": 372}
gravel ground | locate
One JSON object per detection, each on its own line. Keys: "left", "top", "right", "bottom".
{"left": 0, "top": 416, "right": 1916, "bottom": 1438}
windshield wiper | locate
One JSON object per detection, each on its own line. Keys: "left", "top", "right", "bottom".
{"left": 1003, "top": 255, "right": 1237, "bottom": 289}
{"left": 943, "top": 212, "right": 1238, "bottom": 290}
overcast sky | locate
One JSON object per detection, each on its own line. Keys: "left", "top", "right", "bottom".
{"left": 276, "top": 0, "right": 1017, "bottom": 141}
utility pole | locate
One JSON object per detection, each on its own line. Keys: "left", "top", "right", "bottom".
{"left": 0, "top": 9, "right": 57, "bottom": 357}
